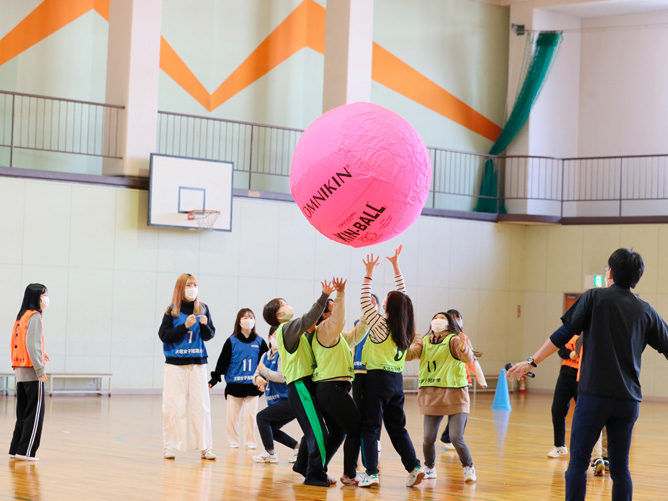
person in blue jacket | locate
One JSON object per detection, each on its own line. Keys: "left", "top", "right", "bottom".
{"left": 159, "top": 274, "right": 216, "bottom": 460}
{"left": 209, "top": 308, "right": 268, "bottom": 449}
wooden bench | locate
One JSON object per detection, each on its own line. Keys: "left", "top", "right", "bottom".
{"left": 471, "top": 374, "right": 516, "bottom": 394}
{"left": 47, "top": 373, "right": 112, "bottom": 396}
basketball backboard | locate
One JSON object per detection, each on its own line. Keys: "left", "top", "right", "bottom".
{"left": 148, "top": 154, "right": 234, "bottom": 231}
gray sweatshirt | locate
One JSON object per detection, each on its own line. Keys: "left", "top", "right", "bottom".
{"left": 15, "top": 314, "right": 46, "bottom": 382}
{"left": 281, "top": 292, "right": 330, "bottom": 354}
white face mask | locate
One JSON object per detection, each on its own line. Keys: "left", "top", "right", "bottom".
{"left": 278, "top": 305, "right": 294, "bottom": 322}
{"left": 41, "top": 296, "right": 50, "bottom": 309}
{"left": 240, "top": 318, "right": 255, "bottom": 330}
{"left": 184, "top": 286, "right": 198, "bottom": 301}
{"left": 456, "top": 319, "right": 463, "bottom": 329}
{"left": 431, "top": 318, "right": 448, "bottom": 333}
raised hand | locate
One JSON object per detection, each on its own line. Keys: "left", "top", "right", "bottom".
{"left": 322, "top": 280, "right": 335, "bottom": 296}
{"left": 363, "top": 254, "right": 380, "bottom": 277}
{"left": 386, "top": 244, "right": 403, "bottom": 266}
{"left": 333, "top": 277, "right": 347, "bottom": 292}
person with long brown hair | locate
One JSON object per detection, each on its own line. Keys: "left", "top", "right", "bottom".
{"left": 209, "top": 308, "right": 268, "bottom": 449}
{"left": 159, "top": 274, "right": 216, "bottom": 460}
{"left": 357, "top": 245, "right": 425, "bottom": 489}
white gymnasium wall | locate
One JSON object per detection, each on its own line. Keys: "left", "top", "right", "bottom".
{"left": 521, "top": 223, "right": 668, "bottom": 397}
{"left": 578, "top": 9, "right": 668, "bottom": 157}
{"left": 0, "top": 177, "right": 525, "bottom": 390}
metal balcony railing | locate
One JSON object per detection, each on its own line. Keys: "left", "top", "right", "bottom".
{"left": 0, "top": 90, "right": 124, "bottom": 167}
{"left": 3, "top": 97, "right": 668, "bottom": 220}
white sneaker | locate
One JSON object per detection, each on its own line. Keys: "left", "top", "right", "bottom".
{"left": 289, "top": 448, "right": 299, "bottom": 463}
{"left": 229, "top": 442, "right": 240, "bottom": 449}
{"left": 246, "top": 443, "right": 257, "bottom": 450}
{"left": 252, "top": 450, "right": 278, "bottom": 463}
{"left": 463, "top": 465, "right": 476, "bottom": 483}
{"left": 424, "top": 467, "right": 437, "bottom": 479}
{"left": 358, "top": 472, "right": 380, "bottom": 487}
{"left": 547, "top": 446, "right": 568, "bottom": 458}
{"left": 443, "top": 442, "right": 456, "bottom": 450}
{"left": 593, "top": 458, "right": 605, "bottom": 476}
{"left": 201, "top": 449, "right": 216, "bottom": 460}
{"left": 163, "top": 449, "right": 175, "bottom": 459}
{"left": 327, "top": 475, "right": 337, "bottom": 485}
{"left": 14, "top": 455, "right": 39, "bottom": 461}
{"left": 406, "top": 466, "right": 425, "bottom": 487}
{"left": 340, "top": 473, "right": 362, "bottom": 485}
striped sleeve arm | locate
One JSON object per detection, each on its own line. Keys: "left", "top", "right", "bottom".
{"left": 394, "top": 273, "right": 406, "bottom": 293}
{"left": 361, "top": 281, "right": 389, "bottom": 343}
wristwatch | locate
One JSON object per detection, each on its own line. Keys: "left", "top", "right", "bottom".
{"left": 527, "top": 356, "right": 538, "bottom": 368}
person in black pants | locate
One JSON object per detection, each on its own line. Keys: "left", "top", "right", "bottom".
{"left": 358, "top": 246, "right": 425, "bottom": 488}
{"left": 508, "top": 248, "right": 668, "bottom": 501}
{"left": 310, "top": 280, "right": 364, "bottom": 484}
{"left": 251, "top": 326, "right": 300, "bottom": 463}
{"left": 547, "top": 334, "right": 581, "bottom": 458}
{"left": 263, "top": 280, "right": 334, "bottom": 487}
{"left": 10, "top": 283, "right": 50, "bottom": 461}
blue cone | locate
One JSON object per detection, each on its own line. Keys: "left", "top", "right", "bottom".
{"left": 491, "top": 369, "right": 512, "bottom": 411}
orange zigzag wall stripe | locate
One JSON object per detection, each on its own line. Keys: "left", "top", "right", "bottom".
{"left": 0, "top": 0, "right": 500, "bottom": 142}
{"left": 372, "top": 43, "right": 501, "bottom": 142}
{"left": 0, "top": 0, "right": 108, "bottom": 67}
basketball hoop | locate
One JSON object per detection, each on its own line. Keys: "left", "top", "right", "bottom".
{"left": 187, "top": 210, "right": 221, "bottom": 229}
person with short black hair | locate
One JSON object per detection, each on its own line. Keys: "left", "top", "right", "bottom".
{"left": 508, "top": 248, "right": 668, "bottom": 501}
{"left": 10, "top": 283, "right": 50, "bottom": 461}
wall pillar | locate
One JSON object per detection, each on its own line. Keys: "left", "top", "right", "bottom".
{"left": 103, "top": 0, "right": 162, "bottom": 177}
{"left": 322, "top": 0, "right": 374, "bottom": 113}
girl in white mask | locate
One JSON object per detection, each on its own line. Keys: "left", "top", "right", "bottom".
{"left": 10, "top": 283, "right": 51, "bottom": 461}
{"left": 406, "top": 312, "right": 479, "bottom": 483}
{"left": 159, "top": 274, "right": 216, "bottom": 460}
{"left": 209, "top": 309, "right": 268, "bottom": 449}
{"left": 439, "top": 309, "right": 486, "bottom": 449}
{"left": 261, "top": 280, "right": 336, "bottom": 487}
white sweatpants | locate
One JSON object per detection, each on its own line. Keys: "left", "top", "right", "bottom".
{"left": 226, "top": 395, "right": 258, "bottom": 446}
{"left": 162, "top": 364, "right": 213, "bottom": 452}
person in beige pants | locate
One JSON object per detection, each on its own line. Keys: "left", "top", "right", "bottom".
{"left": 209, "top": 308, "right": 268, "bottom": 448}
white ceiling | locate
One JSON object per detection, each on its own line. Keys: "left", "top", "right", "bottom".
{"left": 533, "top": 0, "right": 668, "bottom": 18}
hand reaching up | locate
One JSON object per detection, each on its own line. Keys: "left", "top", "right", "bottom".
{"left": 322, "top": 280, "right": 335, "bottom": 296}
{"left": 363, "top": 254, "right": 380, "bottom": 278}
{"left": 333, "top": 277, "right": 347, "bottom": 292}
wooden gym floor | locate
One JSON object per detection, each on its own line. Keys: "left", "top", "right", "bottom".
{"left": 1, "top": 391, "right": 668, "bottom": 500}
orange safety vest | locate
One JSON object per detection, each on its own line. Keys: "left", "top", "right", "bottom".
{"left": 561, "top": 334, "right": 581, "bottom": 370}
{"left": 11, "top": 310, "right": 45, "bottom": 368}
